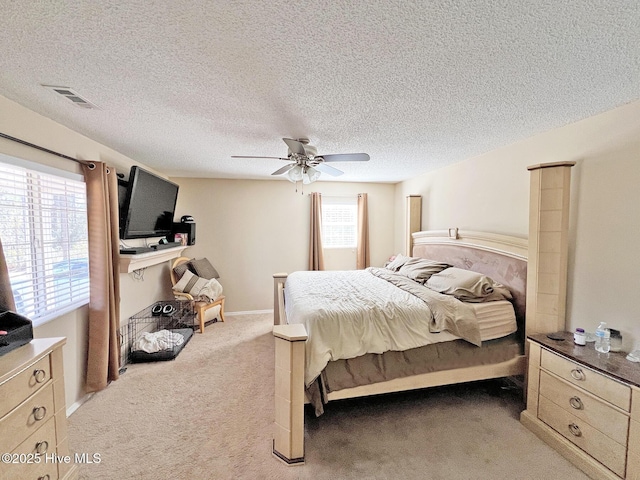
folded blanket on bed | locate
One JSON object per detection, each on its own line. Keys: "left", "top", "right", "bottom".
{"left": 368, "top": 268, "right": 482, "bottom": 346}
{"left": 284, "top": 268, "right": 481, "bottom": 388}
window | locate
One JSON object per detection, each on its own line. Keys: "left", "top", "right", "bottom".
{"left": 0, "top": 160, "right": 89, "bottom": 325}
{"left": 321, "top": 196, "right": 357, "bottom": 248}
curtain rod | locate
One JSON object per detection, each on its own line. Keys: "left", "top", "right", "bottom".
{"left": 0, "top": 132, "right": 81, "bottom": 164}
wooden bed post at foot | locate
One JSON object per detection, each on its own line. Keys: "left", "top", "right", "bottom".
{"left": 273, "top": 324, "right": 307, "bottom": 465}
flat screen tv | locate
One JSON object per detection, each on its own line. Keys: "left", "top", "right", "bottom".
{"left": 119, "top": 166, "right": 179, "bottom": 239}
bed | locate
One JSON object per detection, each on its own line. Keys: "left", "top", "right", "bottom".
{"left": 272, "top": 229, "right": 528, "bottom": 464}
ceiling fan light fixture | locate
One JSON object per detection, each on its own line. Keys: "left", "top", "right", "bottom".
{"left": 287, "top": 165, "right": 303, "bottom": 183}
{"left": 303, "top": 166, "right": 321, "bottom": 184}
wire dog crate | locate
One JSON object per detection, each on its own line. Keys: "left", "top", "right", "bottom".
{"left": 119, "top": 300, "right": 196, "bottom": 370}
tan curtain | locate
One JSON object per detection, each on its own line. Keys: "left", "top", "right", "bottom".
{"left": 309, "top": 192, "right": 325, "bottom": 271}
{"left": 357, "top": 193, "right": 370, "bottom": 269}
{"left": 81, "top": 161, "right": 121, "bottom": 393}
{"left": 0, "top": 237, "right": 17, "bottom": 313}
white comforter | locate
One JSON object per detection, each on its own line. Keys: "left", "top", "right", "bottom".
{"left": 285, "top": 268, "right": 476, "bottom": 387}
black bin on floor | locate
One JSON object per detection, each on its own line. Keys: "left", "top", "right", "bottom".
{"left": 0, "top": 311, "right": 34, "bottom": 357}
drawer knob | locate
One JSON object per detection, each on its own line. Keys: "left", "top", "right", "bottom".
{"left": 35, "top": 440, "right": 49, "bottom": 454}
{"left": 33, "top": 405, "right": 47, "bottom": 421}
{"left": 570, "top": 368, "right": 585, "bottom": 381}
{"left": 568, "top": 423, "right": 582, "bottom": 437}
{"left": 569, "top": 396, "right": 584, "bottom": 410}
{"left": 33, "top": 368, "right": 47, "bottom": 383}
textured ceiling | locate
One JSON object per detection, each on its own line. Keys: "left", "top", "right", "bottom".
{"left": 0, "top": 0, "right": 638, "bottom": 183}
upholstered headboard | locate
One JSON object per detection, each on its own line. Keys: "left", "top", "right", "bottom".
{"left": 412, "top": 229, "right": 528, "bottom": 334}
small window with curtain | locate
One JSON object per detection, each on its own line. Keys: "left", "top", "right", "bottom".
{"left": 321, "top": 196, "right": 357, "bottom": 248}
{"left": 0, "top": 159, "right": 89, "bottom": 326}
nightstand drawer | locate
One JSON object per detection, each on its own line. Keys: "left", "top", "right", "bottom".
{"left": 541, "top": 349, "right": 630, "bottom": 411}
{"left": 0, "top": 355, "right": 51, "bottom": 418}
{"left": 539, "top": 371, "right": 629, "bottom": 446}
{"left": 539, "top": 395, "right": 626, "bottom": 477}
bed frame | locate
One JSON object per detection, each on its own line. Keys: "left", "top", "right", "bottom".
{"left": 272, "top": 229, "right": 528, "bottom": 465}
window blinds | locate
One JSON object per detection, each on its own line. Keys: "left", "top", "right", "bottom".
{"left": 321, "top": 196, "right": 358, "bottom": 248}
{"left": 0, "top": 161, "right": 89, "bottom": 325}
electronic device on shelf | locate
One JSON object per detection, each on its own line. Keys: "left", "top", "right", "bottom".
{"left": 119, "top": 246, "right": 153, "bottom": 255}
{"left": 118, "top": 166, "right": 179, "bottom": 240}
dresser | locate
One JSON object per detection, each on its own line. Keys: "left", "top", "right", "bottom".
{"left": 522, "top": 332, "right": 640, "bottom": 480}
{"left": 0, "top": 338, "right": 77, "bottom": 480}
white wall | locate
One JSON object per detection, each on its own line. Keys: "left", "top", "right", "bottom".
{"left": 396, "top": 99, "right": 640, "bottom": 352}
{"left": 170, "top": 178, "right": 396, "bottom": 311}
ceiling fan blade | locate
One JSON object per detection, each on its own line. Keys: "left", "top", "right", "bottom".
{"left": 231, "top": 155, "right": 290, "bottom": 161}
{"left": 318, "top": 153, "right": 370, "bottom": 163}
{"left": 282, "top": 138, "right": 307, "bottom": 155}
{"left": 271, "top": 164, "right": 294, "bottom": 176}
{"left": 314, "top": 163, "right": 344, "bottom": 176}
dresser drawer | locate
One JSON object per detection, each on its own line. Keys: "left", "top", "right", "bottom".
{"left": 539, "top": 371, "right": 629, "bottom": 446}
{"left": 0, "top": 383, "right": 55, "bottom": 455}
{"left": 541, "top": 349, "right": 630, "bottom": 411}
{"left": 539, "top": 395, "right": 627, "bottom": 477}
{"left": 0, "top": 355, "right": 51, "bottom": 419}
{"left": 0, "top": 415, "right": 58, "bottom": 480}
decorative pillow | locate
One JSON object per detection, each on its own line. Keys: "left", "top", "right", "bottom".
{"left": 172, "top": 261, "right": 191, "bottom": 281}
{"left": 173, "top": 270, "right": 223, "bottom": 302}
{"left": 397, "top": 258, "right": 451, "bottom": 284}
{"left": 385, "top": 254, "right": 411, "bottom": 272}
{"left": 188, "top": 258, "right": 220, "bottom": 279}
{"left": 425, "top": 267, "right": 513, "bottom": 303}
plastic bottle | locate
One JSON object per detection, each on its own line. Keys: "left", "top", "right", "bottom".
{"left": 595, "top": 322, "right": 610, "bottom": 353}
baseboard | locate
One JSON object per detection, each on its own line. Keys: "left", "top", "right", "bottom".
{"left": 67, "top": 392, "right": 94, "bottom": 417}
{"left": 225, "top": 309, "right": 273, "bottom": 317}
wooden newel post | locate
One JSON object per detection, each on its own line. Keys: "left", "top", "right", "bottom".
{"left": 272, "top": 324, "right": 307, "bottom": 465}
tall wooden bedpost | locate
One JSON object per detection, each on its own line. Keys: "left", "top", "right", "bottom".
{"left": 526, "top": 161, "right": 576, "bottom": 336}
{"left": 272, "top": 324, "right": 307, "bottom": 465}
{"left": 406, "top": 195, "right": 422, "bottom": 255}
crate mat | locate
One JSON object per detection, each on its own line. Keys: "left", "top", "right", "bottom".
{"left": 130, "top": 328, "right": 194, "bottom": 363}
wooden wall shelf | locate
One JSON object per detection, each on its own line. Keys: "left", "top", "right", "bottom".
{"left": 119, "top": 246, "right": 188, "bottom": 273}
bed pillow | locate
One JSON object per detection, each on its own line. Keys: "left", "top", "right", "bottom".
{"left": 425, "top": 267, "right": 512, "bottom": 303}
{"left": 384, "top": 254, "right": 411, "bottom": 272}
{"left": 397, "top": 258, "right": 450, "bottom": 284}
{"left": 188, "top": 258, "right": 220, "bottom": 279}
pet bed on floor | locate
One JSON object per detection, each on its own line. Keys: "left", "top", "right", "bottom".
{"left": 130, "top": 328, "right": 194, "bottom": 363}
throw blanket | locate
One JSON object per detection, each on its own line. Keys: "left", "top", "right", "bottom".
{"left": 173, "top": 270, "right": 223, "bottom": 302}
{"left": 285, "top": 268, "right": 481, "bottom": 387}
{"left": 133, "top": 329, "right": 184, "bottom": 353}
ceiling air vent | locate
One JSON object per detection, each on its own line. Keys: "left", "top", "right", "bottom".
{"left": 42, "top": 85, "right": 100, "bottom": 109}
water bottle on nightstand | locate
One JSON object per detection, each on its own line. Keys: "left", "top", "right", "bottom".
{"left": 595, "top": 322, "right": 611, "bottom": 353}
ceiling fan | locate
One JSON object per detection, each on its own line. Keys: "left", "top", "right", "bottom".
{"left": 231, "top": 138, "right": 370, "bottom": 184}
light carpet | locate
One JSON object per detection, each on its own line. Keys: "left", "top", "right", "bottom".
{"left": 68, "top": 313, "right": 588, "bottom": 479}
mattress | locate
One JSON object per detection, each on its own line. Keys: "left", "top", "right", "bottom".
{"left": 471, "top": 301, "right": 517, "bottom": 341}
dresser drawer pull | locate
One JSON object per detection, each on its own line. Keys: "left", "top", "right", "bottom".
{"left": 33, "top": 406, "right": 47, "bottom": 421}
{"left": 33, "top": 368, "right": 47, "bottom": 383}
{"left": 37, "top": 475, "right": 50, "bottom": 480}
{"left": 570, "top": 368, "right": 585, "bottom": 381}
{"left": 569, "top": 396, "right": 584, "bottom": 410}
{"left": 568, "top": 423, "right": 582, "bottom": 437}
{"left": 35, "top": 440, "right": 49, "bottom": 454}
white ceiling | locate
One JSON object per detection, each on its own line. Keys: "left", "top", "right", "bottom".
{"left": 0, "top": 1, "right": 638, "bottom": 183}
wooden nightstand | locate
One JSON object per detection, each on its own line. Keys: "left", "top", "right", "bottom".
{"left": 521, "top": 332, "right": 640, "bottom": 479}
